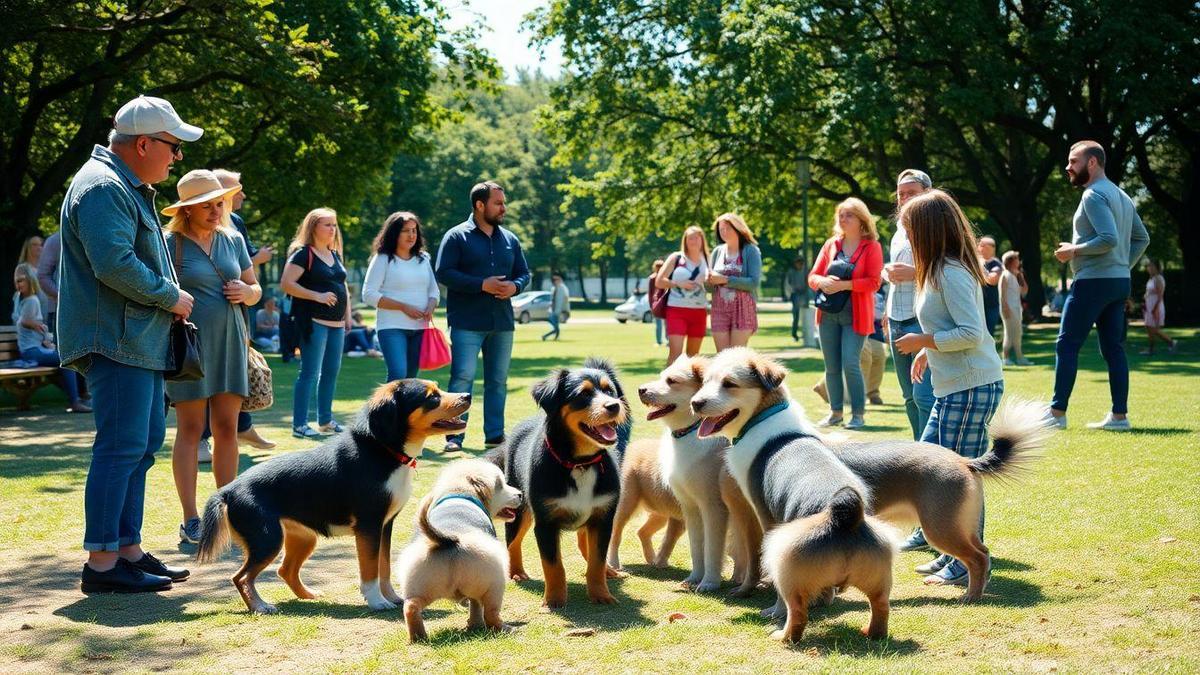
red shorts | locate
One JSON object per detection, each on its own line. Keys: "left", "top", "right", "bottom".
{"left": 665, "top": 306, "right": 708, "bottom": 339}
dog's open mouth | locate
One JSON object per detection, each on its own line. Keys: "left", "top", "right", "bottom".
{"left": 432, "top": 414, "right": 467, "bottom": 431}
{"left": 497, "top": 506, "right": 518, "bottom": 522}
{"left": 580, "top": 422, "right": 619, "bottom": 444}
{"left": 645, "top": 403, "right": 676, "bottom": 421}
{"left": 698, "top": 409, "right": 739, "bottom": 437}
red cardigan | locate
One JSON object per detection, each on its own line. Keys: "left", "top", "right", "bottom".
{"left": 807, "top": 237, "right": 884, "bottom": 336}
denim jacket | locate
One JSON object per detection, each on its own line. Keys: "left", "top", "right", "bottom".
{"left": 57, "top": 145, "right": 180, "bottom": 372}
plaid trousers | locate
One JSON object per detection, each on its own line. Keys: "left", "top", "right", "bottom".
{"left": 920, "top": 380, "right": 1004, "bottom": 459}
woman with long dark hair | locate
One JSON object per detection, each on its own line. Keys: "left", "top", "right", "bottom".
{"left": 362, "top": 211, "right": 439, "bottom": 381}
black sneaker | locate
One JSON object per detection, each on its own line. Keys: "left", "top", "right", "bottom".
{"left": 81, "top": 558, "right": 172, "bottom": 594}
{"left": 129, "top": 552, "right": 190, "bottom": 582}
{"left": 484, "top": 436, "right": 506, "bottom": 449}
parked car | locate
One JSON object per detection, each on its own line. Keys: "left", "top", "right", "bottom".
{"left": 512, "top": 291, "right": 568, "bottom": 324}
{"left": 614, "top": 291, "right": 652, "bottom": 323}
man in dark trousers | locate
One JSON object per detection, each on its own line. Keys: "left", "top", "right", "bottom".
{"left": 435, "top": 181, "right": 530, "bottom": 450}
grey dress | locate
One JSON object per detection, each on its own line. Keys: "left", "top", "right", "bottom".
{"left": 164, "top": 230, "right": 252, "bottom": 402}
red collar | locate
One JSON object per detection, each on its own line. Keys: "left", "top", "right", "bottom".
{"left": 543, "top": 439, "right": 607, "bottom": 473}
{"left": 385, "top": 446, "right": 418, "bottom": 469}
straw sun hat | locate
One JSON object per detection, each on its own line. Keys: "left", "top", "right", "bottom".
{"left": 162, "top": 169, "right": 241, "bottom": 217}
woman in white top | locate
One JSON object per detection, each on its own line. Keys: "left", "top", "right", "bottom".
{"left": 998, "top": 250, "right": 1032, "bottom": 365}
{"left": 654, "top": 225, "right": 710, "bottom": 364}
{"left": 362, "top": 211, "right": 440, "bottom": 381}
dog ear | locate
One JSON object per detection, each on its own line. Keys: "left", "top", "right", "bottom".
{"left": 689, "top": 356, "right": 710, "bottom": 381}
{"left": 467, "top": 473, "right": 493, "bottom": 508}
{"left": 751, "top": 356, "right": 787, "bottom": 391}
{"left": 363, "top": 382, "right": 406, "bottom": 446}
{"left": 532, "top": 368, "right": 569, "bottom": 411}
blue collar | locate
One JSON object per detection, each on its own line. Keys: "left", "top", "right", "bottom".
{"left": 432, "top": 493, "right": 490, "bottom": 517}
{"left": 671, "top": 419, "right": 703, "bottom": 438}
{"left": 732, "top": 401, "right": 790, "bottom": 445}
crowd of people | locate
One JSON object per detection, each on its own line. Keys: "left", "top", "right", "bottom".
{"left": 7, "top": 93, "right": 1167, "bottom": 594}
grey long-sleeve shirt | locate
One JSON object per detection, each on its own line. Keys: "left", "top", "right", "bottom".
{"left": 1070, "top": 177, "right": 1150, "bottom": 280}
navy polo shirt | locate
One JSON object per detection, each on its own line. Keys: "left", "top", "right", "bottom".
{"left": 434, "top": 215, "right": 531, "bottom": 331}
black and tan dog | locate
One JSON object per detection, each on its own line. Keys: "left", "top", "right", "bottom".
{"left": 197, "top": 379, "right": 470, "bottom": 614}
{"left": 489, "top": 357, "right": 630, "bottom": 607}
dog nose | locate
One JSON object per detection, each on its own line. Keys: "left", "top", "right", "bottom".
{"left": 637, "top": 385, "right": 648, "bottom": 396}
{"left": 691, "top": 397, "right": 708, "bottom": 413}
{"left": 461, "top": 393, "right": 471, "bottom": 404}
{"left": 605, "top": 401, "right": 621, "bottom": 415}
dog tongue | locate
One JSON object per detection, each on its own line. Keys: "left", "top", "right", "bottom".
{"left": 595, "top": 424, "right": 618, "bottom": 442}
{"left": 698, "top": 416, "right": 719, "bottom": 437}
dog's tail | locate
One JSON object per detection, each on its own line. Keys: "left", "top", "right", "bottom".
{"left": 967, "top": 398, "right": 1054, "bottom": 481}
{"left": 196, "top": 492, "right": 231, "bottom": 563}
{"left": 416, "top": 495, "right": 458, "bottom": 549}
{"left": 827, "top": 485, "right": 866, "bottom": 531}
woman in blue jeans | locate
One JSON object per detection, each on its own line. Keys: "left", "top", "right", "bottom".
{"left": 12, "top": 263, "right": 90, "bottom": 412}
{"left": 895, "top": 190, "right": 1005, "bottom": 589}
{"left": 362, "top": 211, "right": 439, "bottom": 381}
{"left": 281, "top": 208, "right": 351, "bottom": 438}
{"left": 807, "top": 199, "right": 884, "bottom": 429}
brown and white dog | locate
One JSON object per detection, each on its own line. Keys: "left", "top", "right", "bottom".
{"left": 691, "top": 348, "right": 895, "bottom": 642}
{"left": 197, "top": 379, "right": 470, "bottom": 614}
{"left": 396, "top": 458, "right": 524, "bottom": 642}
{"left": 605, "top": 437, "right": 687, "bottom": 572}
{"left": 636, "top": 355, "right": 763, "bottom": 596}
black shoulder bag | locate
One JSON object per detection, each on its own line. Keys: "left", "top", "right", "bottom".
{"left": 813, "top": 241, "right": 867, "bottom": 314}
{"left": 164, "top": 234, "right": 204, "bottom": 382}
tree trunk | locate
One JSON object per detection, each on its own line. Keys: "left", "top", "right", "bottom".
{"left": 598, "top": 260, "right": 609, "bottom": 303}
{"left": 575, "top": 262, "right": 587, "bottom": 302}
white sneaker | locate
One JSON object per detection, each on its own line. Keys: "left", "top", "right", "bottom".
{"left": 347, "top": 350, "right": 366, "bottom": 358}
{"left": 1086, "top": 413, "right": 1131, "bottom": 431}
{"left": 197, "top": 438, "right": 212, "bottom": 463}
{"left": 1003, "top": 358, "right": 1015, "bottom": 366}
{"left": 1039, "top": 408, "right": 1067, "bottom": 430}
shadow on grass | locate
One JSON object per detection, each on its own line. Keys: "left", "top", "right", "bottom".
{"left": 512, "top": 575, "right": 653, "bottom": 629}
{"left": 423, "top": 619, "right": 531, "bottom": 646}
{"left": 730, "top": 607, "right": 923, "bottom": 656}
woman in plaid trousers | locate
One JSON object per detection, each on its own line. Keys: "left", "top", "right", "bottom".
{"left": 894, "top": 189, "right": 1005, "bottom": 589}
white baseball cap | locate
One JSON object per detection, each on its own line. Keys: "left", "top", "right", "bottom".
{"left": 113, "top": 95, "right": 203, "bottom": 142}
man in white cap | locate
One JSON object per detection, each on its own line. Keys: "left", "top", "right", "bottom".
{"left": 58, "top": 95, "right": 202, "bottom": 594}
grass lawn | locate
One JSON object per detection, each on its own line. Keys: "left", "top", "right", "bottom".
{"left": 1, "top": 308, "right": 1197, "bottom": 672}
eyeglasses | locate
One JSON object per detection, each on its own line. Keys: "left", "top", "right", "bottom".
{"left": 147, "top": 136, "right": 183, "bottom": 156}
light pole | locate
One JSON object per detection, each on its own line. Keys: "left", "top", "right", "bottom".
{"left": 796, "top": 157, "right": 816, "bottom": 347}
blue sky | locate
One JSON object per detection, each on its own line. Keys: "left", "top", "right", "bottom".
{"left": 444, "top": 0, "right": 564, "bottom": 81}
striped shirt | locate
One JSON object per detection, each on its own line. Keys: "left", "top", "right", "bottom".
{"left": 884, "top": 225, "right": 916, "bottom": 321}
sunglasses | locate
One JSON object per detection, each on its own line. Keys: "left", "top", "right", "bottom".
{"left": 147, "top": 136, "right": 183, "bottom": 155}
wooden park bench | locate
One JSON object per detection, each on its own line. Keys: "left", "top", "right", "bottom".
{"left": 0, "top": 325, "right": 58, "bottom": 410}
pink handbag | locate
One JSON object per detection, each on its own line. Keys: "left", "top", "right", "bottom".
{"left": 419, "top": 322, "right": 452, "bottom": 371}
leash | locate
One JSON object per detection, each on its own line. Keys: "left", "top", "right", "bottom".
{"left": 671, "top": 419, "right": 703, "bottom": 438}
{"left": 732, "top": 401, "right": 790, "bottom": 445}
{"left": 544, "top": 439, "right": 607, "bottom": 473}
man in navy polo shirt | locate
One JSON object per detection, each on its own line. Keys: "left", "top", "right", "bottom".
{"left": 435, "top": 181, "right": 530, "bottom": 450}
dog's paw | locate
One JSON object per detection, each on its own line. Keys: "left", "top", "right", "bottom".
{"left": 510, "top": 569, "right": 530, "bottom": 582}
{"left": 543, "top": 597, "right": 567, "bottom": 609}
{"left": 769, "top": 628, "right": 795, "bottom": 643}
{"left": 367, "top": 598, "right": 399, "bottom": 611}
{"left": 605, "top": 565, "right": 627, "bottom": 579}
{"left": 696, "top": 579, "right": 721, "bottom": 593}
{"left": 728, "top": 584, "right": 756, "bottom": 598}
{"left": 650, "top": 557, "right": 670, "bottom": 568}
{"left": 861, "top": 624, "right": 887, "bottom": 640}
{"left": 588, "top": 591, "right": 618, "bottom": 605}
{"left": 760, "top": 604, "right": 784, "bottom": 620}
{"left": 250, "top": 602, "right": 279, "bottom": 615}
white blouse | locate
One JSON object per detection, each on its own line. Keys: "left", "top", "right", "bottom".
{"left": 361, "top": 252, "right": 440, "bottom": 331}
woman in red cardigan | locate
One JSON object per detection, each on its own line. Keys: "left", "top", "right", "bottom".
{"left": 807, "top": 198, "right": 884, "bottom": 428}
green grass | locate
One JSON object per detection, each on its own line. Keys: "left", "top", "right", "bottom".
{"left": 2, "top": 308, "right": 1198, "bottom": 672}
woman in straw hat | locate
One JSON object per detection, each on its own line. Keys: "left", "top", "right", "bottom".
{"left": 161, "top": 169, "right": 262, "bottom": 545}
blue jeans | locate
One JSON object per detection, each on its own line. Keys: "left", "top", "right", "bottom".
{"left": 447, "top": 327, "right": 514, "bottom": 444}
{"left": 20, "top": 346, "right": 80, "bottom": 402}
{"left": 889, "top": 317, "right": 935, "bottom": 440}
{"left": 378, "top": 328, "right": 423, "bottom": 382}
{"left": 82, "top": 356, "right": 165, "bottom": 551}
{"left": 790, "top": 292, "right": 804, "bottom": 338}
{"left": 818, "top": 311, "right": 866, "bottom": 415}
{"left": 293, "top": 323, "right": 345, "bottom": 428}
{"left": 1053, "top": 277, "right": 1131, "bottom": 414}
{"left": 542, "top": 313, "right": 560, "bottom": 340}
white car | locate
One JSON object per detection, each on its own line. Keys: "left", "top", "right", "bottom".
{"left": 512, "top": 291, "right": 569, "bottom": 324}
{"left": 614, "top": 292, "right": 653, "bottom": 323}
